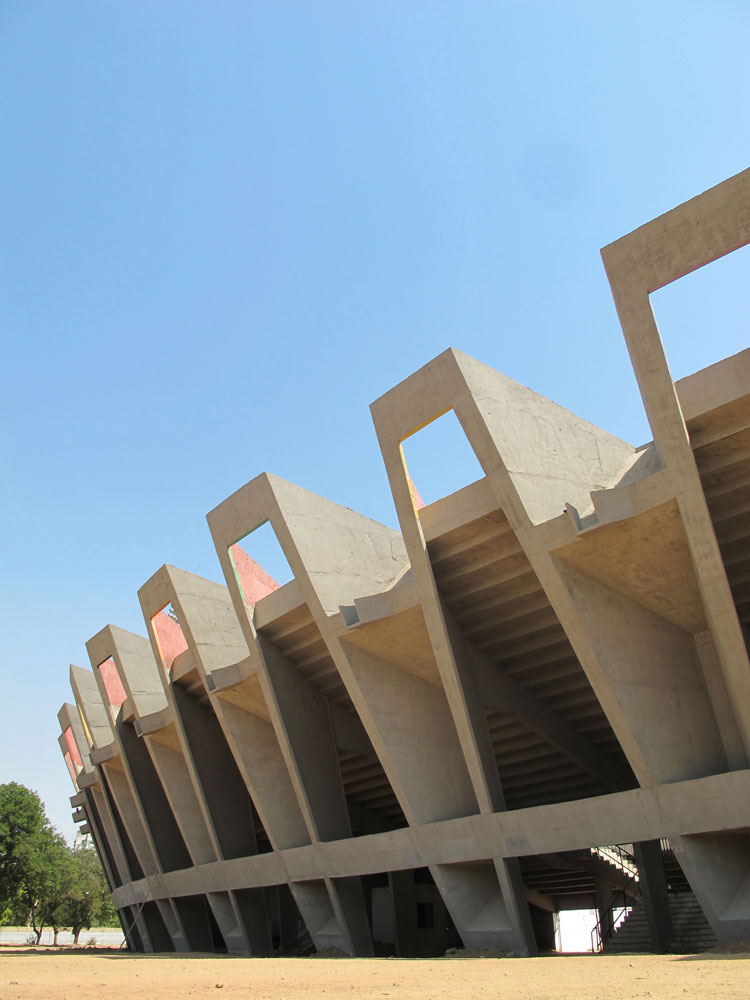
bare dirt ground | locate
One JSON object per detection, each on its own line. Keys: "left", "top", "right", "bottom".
{"left": 1, "top": 948, "right": 749, "bottom": 1000}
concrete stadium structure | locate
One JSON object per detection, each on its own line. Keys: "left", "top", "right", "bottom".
{"left": 58, "top": 171, "right": 750, "bottom": 957}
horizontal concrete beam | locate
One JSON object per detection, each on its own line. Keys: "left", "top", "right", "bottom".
{"left": 112, "top": 768, "right": 750, "bottom": 909}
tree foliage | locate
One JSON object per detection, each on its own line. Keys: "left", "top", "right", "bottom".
{"left": 0, "top": 783, "right": 48, "bottom": 924}
{"left": 0, "top": 782, "right": 118, "bottom": 942}
{"left": 55, "top": 847, "right": 117, "bottom": 943}
{"left": 14, "top": 825, "right": 72, "bottom": 942}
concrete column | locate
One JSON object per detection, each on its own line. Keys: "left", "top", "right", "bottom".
{"left": 118, "top": 907, "right": 144, "bottom": 952}
{"left": 142, "top": 732, "right": 216, "bottom": 866}
{"left": 212, "top": 696, "right": 309, "bottom": 849}
{"left": 338, "top": 642, "right": 478, "bottom": 824}
{"left": 258, "top": 635, "right": 351, "bottom": 843}
{"left": 434, "top": 861, "right": 534, "bottom": 955}
{"left": 290, "top": 880, "right": 349, "bottom": 953}
{"left": 552, "top": 562, "right": 727, "bottom": 785}
{"left": 115, "top": 720, "right": 192, "bottom": 872}
{"left": 634, "top": 840, "right": 672, "bottom": 953}
{"left": 82, "top": 786, "right": 123, "bottom": 889}
{"left": 171, "top": 895, "right": 219, "bottom": 952}
{"left": 170, "top": 683, "right": 259, "bottom": 861}
{"left": 594, "top": 879, "right": 613, "bottom": 951}
{"left": 147, "top": 900, "right": 181, "bottom": 951}
{"left": 229, "top": 887, "right": 274, "bottom": 956}
{"left": 326, "top": 876, "right": 373, "bottom": 957}
{"left": 98, "top": 766, "right": 148, "bottom": 879}
{"left": 671, "top": 830, "right": 750, "bottom": 942}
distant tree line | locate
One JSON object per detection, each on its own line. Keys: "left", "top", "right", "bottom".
{"left": 0, "top": 782, "right": 118, "bottom": 944}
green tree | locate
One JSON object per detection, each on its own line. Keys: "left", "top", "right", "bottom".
{"left": 0, "top": 782, "right": 119, "bottom": 944}
{"left": 14, "top": 826, "right": 73, "bottom": 943}
{"left": 0, "top": 783, "right": 48, "bottom": 922}
{"left": 55, "top": 846, "right": 117, "bottom": 943}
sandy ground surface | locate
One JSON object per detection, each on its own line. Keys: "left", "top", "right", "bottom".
{"left": 0, "top": 948, "right": 748, "bottom": 1000}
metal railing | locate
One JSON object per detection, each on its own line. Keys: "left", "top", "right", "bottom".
{"left": 590, "top": 844, "right": 641, "bottom": 953}
{"left": 660, "top": 838, "right": 691, "bottom": 893}
{"left": 591, "top": 843, "right": 639, "bottom": 881}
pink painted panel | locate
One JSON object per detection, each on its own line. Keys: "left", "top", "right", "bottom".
{"left": 153, "top": 609, "right": 189, "bottom": 671}
{"left": 230, "top": 544, "right": 280, "bottom": 604}
{"left": 99, "top": 657, "right": 128, "bottom": 707}
{"left": 64, "top": 726, "right": 83, "bottom": 768}
{"left": 408, "top": 473, "right": 425, "bottom": 511}
{"left": 64, "top": 752, "right": 78, "bottom": 784}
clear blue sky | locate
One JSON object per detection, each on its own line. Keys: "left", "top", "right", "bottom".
{"left": 1, "top": 1, "right": 748, "bottom": 840}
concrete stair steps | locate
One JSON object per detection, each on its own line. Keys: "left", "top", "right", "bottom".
{"left": 603, "top": 892, "right": 717, "bottom": 954}
{"left": 667, "top": 894, "right": 717, "bottom": 953}
{"left": 591, "top": 852, "right": 638, "bottom": 884}
{"left": 602, "top": 906, "right": 650, "bottom": 953}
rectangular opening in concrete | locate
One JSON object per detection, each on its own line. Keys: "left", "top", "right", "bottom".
{"left": 97, "top": 656, "right": 128, "bottom": 710}
{"left": 63, "top": 752, "right": 78, "bottom": 784}
{"left": 366, "top": 867, "right": 461, "bottom": 957}
{"left": 556, "top": 908, "right": 598, "bottom": 953}
{"left": 63, "top": 726, "right": 83, "bottom": 770}
{"left": 229, "top": 521, "right": 293, "bottom": 605}
{"left": 400, "top": 408, "right": 484, "bottom": 509}
{"left": 151, "top": 604, "right": 189, "bottom": 672}
{"left": 521, "top": 843, "right": 640, "bottom": 954}
{"left": 649, "top": 242, "right": 749, "bottom": 382}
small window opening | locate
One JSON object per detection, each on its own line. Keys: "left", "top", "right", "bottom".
{"left": 400, "top": 409, "right": 485, "bottom": 510}
{"left": 98, "top": 657, "right": 128, "bottom": 708}
{"left": 64, "top": 752, "right": 78, "bottom": 784}
{"left": 649, "top": 243, "right": 749, "bottom": 382}
{"left": 229, "top": 520, "right": 293, "bottom": 606}
{"left": 152, "top": 604, "right": 189, "bottom": 672}
{"left": 63, "top": 726, "right": 82, "bottom": 769}
{"left": 556, "top": 908, "right": 599, "bottom": 953}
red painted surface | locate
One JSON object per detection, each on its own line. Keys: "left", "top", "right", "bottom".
{"left": 99, "top": 657, "right": 128, "bottom": 707}
{"left": 64, "top": 752, "right": 78, "bottom": 784}
{"left": 64, "top": 726, "right": 83, "bottom": 768}
{"left": 408, "top": 473, "right": 425, "bottom": 511}
{"left": 230, "top": 544, "right": 280, "bottom": 604}
{"left": 153, "top": 609, "right": 189, "bottom": 671}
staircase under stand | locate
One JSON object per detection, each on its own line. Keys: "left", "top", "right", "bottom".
{"left": 603, "top": 892, "right": 717, "bottom": 954}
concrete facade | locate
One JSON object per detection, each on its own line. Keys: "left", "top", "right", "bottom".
{"left": 58, "top": 171, "right": 750, "bottom": 956}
